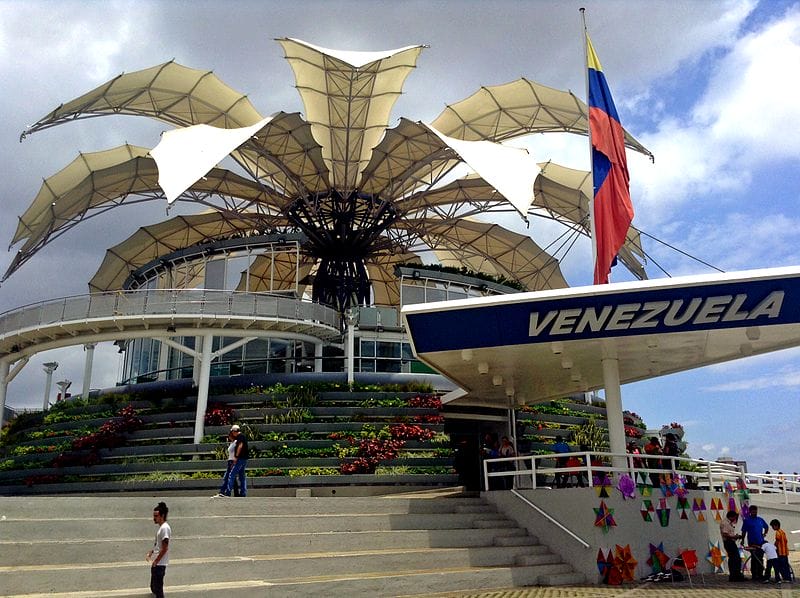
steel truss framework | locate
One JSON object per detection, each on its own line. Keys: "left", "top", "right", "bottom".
{"left": 8, "top": 38, "right": 653, "bottom": 314}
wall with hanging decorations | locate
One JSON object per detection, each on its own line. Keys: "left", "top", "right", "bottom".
{"left": 486, "top": 475, "right": 760, "bottom": 585}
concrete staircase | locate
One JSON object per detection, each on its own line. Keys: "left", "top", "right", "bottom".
{"left": 0, "top": 492, "right": 584, "bottom": 596}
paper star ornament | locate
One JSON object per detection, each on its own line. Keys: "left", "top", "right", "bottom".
{"left": 594, "top": 500, "right": 616, "bottom": 533}
{"left": 613, "top": 544, "right": 638, "bottom": 582}
{"left": 617, "top": 473, "right": 636, "bottom": 500}
{"left": 706, "top": 540, "right": 726, "bottom": 573}
{"left": 647, "top": 542, "right": 670, "bottom": 574}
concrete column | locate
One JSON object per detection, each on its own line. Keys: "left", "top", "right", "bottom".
{"left": 0, "top": 360, "right": 9, "bottom": 430}
{"left": 602, "top": 355, "right": 627, "bottom": 472}
{"left": 192, "top": 333, "right": 214, "bottom": 444}
{"left": 157, "top": 338, "right": 170, "bottom": 381}
{"left": 346, "top": 312, "right": 355, "bottom": 385}
{"left": 81, "top": 343, "right": 96, "bottom": 399}
{"left": 42, "top": 362, "right": 58, "bottom": 411}
{"left": 284, "top": 342, "right": 293, "bottom": 373}
{"left": 192, "top": 336, "right": 202, "bottom": 387}
{"left": 314, "top": 342, "right": 323, "bottom": 373}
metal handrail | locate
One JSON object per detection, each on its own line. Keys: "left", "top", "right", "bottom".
{"left": 483, "top": 450, "right": 745, "bottom": 492}
{"left": 510, "top": 489, "right": 590, "bottom": 548}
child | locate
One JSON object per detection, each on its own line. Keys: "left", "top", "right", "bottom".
{"left": 762, "top": 539, "right": 780, "bottom": 583}
{"left": 770, "top": 519, "right": 792, "bottom": 583}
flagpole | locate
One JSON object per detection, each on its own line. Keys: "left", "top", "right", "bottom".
{"left": 580, "top": 8, "right": 627, "bottom": 473}
{"left": 579, "top": 8, "right": 600, "bottom": 285}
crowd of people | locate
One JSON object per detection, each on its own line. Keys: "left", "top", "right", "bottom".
{"left": 720, "top": 505, "right": 792, "bottom": 584}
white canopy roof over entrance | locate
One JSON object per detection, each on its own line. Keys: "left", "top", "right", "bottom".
{"left": 402, "top": 266, "right": 800, "bottom": 408}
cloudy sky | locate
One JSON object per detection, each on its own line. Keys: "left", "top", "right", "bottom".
{"left": 1, "top": 0, "right": 799, "bottom": 473}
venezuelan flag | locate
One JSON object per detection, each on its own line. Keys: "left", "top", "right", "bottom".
{"left": 587, "top": 34, "right": 633, "bottom": 285}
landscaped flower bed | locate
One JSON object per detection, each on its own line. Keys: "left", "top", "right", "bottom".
{"left": 0, "top": 383, "right": 455, "bottom": 492}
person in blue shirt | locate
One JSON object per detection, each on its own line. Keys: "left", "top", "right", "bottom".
{"left": 551, "top": 435, "right": 571, "bottom": 488}
{"left": 741, "top": 505, "right": 769, "bottom": 581}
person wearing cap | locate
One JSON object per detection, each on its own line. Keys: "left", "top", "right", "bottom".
{"left": 214, "top": 430, "right": 240, "bottom": 497}
{"left": 222, "top": 424, "right": 249, "bottom": 497}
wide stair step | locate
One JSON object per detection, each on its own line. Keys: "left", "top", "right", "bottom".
{"left": 1, "top": 494, "right": 584, "bottom": 595}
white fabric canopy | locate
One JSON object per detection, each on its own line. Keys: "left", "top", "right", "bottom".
{"left": 285, "top": 38, "right": 423, "bottom": 68}
{"left": 151, "top": 117, "right": 272, "bottom": 203}
{"left": 427, "top": 126, "right": 540, "bottom": 219}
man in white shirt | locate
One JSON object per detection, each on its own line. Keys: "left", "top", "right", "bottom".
{"left": 146, "top": 502, "right": 171, "bottom": 598}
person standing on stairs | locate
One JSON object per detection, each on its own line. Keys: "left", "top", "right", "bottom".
{"left": 146, "top": 501, "right": 171, "bottom": 598}
{"left": 224, "top": 424, "right": 249, "bottom": 497}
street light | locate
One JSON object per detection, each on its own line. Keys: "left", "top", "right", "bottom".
{"left": 42, "top": 362, "right": 58, "bottom": 411}
{"left": 56, "top": 379, "right": 72, "bottom": 404}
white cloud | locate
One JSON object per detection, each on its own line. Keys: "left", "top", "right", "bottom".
{"left": 704, "top": 367, "right": 800, "bottom": 392}
{"left": 699, "top": 6, "right": 800, "bottom": 161}
{"left": 632, "top": 7, "right": 800, "bottom": 231}
{"left": 701, "top": 443, "right": 715, "bottom": 452}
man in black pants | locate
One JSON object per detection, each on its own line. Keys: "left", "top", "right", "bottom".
{"left": 720, "top": 510, "right": 745, "bottom": 581}
{"left": 146, "top": 502, "right": 171, "bottom": 598}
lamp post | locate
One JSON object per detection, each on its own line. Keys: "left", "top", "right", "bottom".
{"left": 55, "top": 379, "right": 72, "bottom": 404}
{"left": 42, "top": 362, "right": 58, "bottom": 411}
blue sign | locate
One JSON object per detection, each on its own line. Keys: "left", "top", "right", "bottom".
{"left": 405, "top": 274, "right": 800, "bottom": 354}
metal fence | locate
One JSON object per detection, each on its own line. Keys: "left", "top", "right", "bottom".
{"left": 484, "top": 450, "right": 751, "bottom": 495}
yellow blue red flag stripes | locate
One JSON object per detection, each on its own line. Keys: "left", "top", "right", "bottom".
{"left": 587, "top": 34, "right": 633, "bottom": 285}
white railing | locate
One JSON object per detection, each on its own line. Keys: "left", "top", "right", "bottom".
{"left": 0, "top": 289, "right": 341, "bottom": 341}
{"left": 745, "top": 472, "right": 800, "bottom": 503}
{"left": 483, "top": 451, "right": 746, "bottom": 494}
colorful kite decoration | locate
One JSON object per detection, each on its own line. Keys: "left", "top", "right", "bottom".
{"left": 636, "top": 472, "right": 651, "bottom": 496}
{"left": 723, "top": 480, "right": 734, "bottom": 497}
{"left": 692, "top": 497, "right": 707, "bottom": 522}
{"left": 729, "top": 496, "right": 740, "bottom": 515}
{"left": 617, "top": 473, "right": 636, "bottom": 500}
{"left": 677, "top": 496, "right": 690, "bottom": 520}
{"left": 740, "top": 547, "right": 750, "bottom": 574}
{"left": 660, "top": 472, "right": 681, "bottom": 497}
{"left": 656, "top": 497, "right": 670, "bottom": 527}
{"left": 613, "top": 544, "right": 638, "bottom": 582}
{"left": 641, "top": 499, "right": 654, "bottom": 522}
{"left": 710, "top": 497, "right": 724, "bottom": 521}
{"left": 594, "top": 500, "right": 617, "bottom": 533}
{"left": 647, "top": 542, "right": 670, "bottom": 574}
{"left": 594, "top": 474, "right": 613, "bottom": 498}
{"left": 597, "top": 547, "right": 614, "bottom": 577}
{"left": 706, "top": 540, "right": 726, "bottom": 573}
{"left": 674, "top": 474, "right": 688, "bottom": 499}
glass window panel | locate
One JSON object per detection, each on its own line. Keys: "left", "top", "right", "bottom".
{"left": 426, "top": 288, "right": 447, "bottom": 303}
{"left": 360, "top": 340, "right": 375, "bottom": 357}
{"left": 376, "top": 359, "right": 401, "bottom": 373}
{"left": 204, "top": 258, "right": 226, "bottom": 289}
{"left": 377, "top": 341, "right": 400, "bottom": 358}
{"left": 401, "top": 286, "right": 425, "bottom": 306}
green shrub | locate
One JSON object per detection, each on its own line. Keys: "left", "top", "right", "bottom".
{"left": 287, "top": 467, "right": 338, "bottom": 477}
